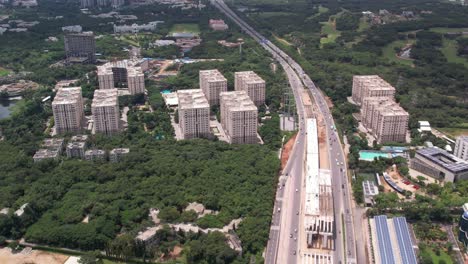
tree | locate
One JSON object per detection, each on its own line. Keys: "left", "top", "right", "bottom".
{"left": 78, "top": 251, "right": 101, "bottom": 264}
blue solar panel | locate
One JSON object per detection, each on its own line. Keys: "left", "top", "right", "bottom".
{"left": 375, "top": 215, "right": 395, "bottom": 264}
{"left": 393, "top": 217, "right": 418, "bottom": 264}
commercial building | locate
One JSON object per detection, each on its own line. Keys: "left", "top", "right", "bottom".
{"left": 361, "top": 97, "right": 409, "bottom": 143}
{"left": 97, "top": 60, "right": 145, "bottom": 95}
{"left": 370, "top": 215, "right": 417, "bottom": 264}
{"left": 84, "top": 149, "right": 106, "bottom": 161}
{"left": 66, "top": 142, "right": 86, "bottom": 159}
{"left": 199, "top": 69, "right": 227, "bottom": 106}
{"left": 64, "top": 32, "right": 96, "bottom": 64}
{"left": 92, "top": 89, "right": 120, "bottom": 135}
{"left": 234, "top": 71, "right": 265, "bottom": 106}
{"left": 352, "top": 75, "right": 395, "bottom": 105}
{"left": 62, "top": 25, "right": 82, "bottom": 33}
{"left": 209, "top": 19, "right": 228, "bottom": 31}
{"left": 410, "top": 147, "right": 468, "bottom": 183}
{"left": 52, "top": 87, "right": 84, "bottom": 134}
{"left": 177, "top": 89, "right": 210, "bottom": 139}
{"left": 454, "top": 136, "right": 468, "bottom": 161}
{"left": 109, "top": 148, "right": 130, "bottom": 162}
{"left": 304, "top": 118, "right": 334, "bottom": 249}
{"left": 220, "top": 91, "right": 258, "bottom": 144}
{"left": 113, "top": 21, "right": 163, "bottom": 33}
{"left": 458, "top": 203, "right": 468, "bottom": 249}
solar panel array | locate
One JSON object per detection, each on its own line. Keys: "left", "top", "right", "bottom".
{"left": 393, "top": 217, "right": 418, "bottom": 264}
{"left": 374, "top": 215, "right": 395, "bottom": 264}
{"left": 418, "top": 147, "right": 468, "bottom": 173}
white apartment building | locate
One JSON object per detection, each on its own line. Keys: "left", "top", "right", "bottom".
{"left": 361, "top": 97, "right": 409, "bottom": 143}
{"left": 454, "top": 136, "right": 468, "bottom": 161}
{"left": 97, "top": 60, "right": 145, "bottom": 95}
{"left": 52, "top": 87, "right": 84, "bottom": 134}
{"left": 113, "top": 21, "right": 164, "bottom": 34}
{"left": 352, "top": 75, "right": 395, "bottom": 105}
{"left": 234, "top": 71, "right": 266, "bottom": 106}
{"left": 220, "top": 91, "right": 258, "bottom": 144}
{"left": 199, "top": 69, "right": 227, "bottom": 106}
{"left": 66, "top": 142, "right": 86, "bottom": 159}
{"left": 92, "top": 89, "right": 120, "bottom": 135}
{"left": 177, "top": 89, "right": 210, "bottom": 139}
{"left": 109, "top": 148, "right": 130, "bottom": 162}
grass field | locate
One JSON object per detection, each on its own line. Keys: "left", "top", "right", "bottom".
{"left": 255, "top": 11, "right": 295, "bottom": 18}
{"left": 382, "top": 40, "right": 415, "bottom": 66}
{"left": 438, "top": 127, "right": 468, "bottom": 137}
{"left": 357, "top": 17, "right": 370, "bottom": 32}
{"left": 441, "top": 38, "right": 468, "bottom": 67}
{"left": 421, "top": 246, "right": 454, "bottom": 264}
{"left": 430, "top": 27, "right": 468, "bottom": 33}
{"left": 320, "top": 20, "right": 341, "bottom": 46}
{"left": 0, "top": 67, "right": 10, "bottom": 77}
{"left": 170, "top": 23, "right": 200, "bottom": 35}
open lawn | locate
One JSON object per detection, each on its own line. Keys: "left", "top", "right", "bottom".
{"left": 357, "top": 17, "right": 370, "bottom": 32}
{"left": 430, "top": 27, "right": 468, "bottom": 33}
{"left": 382, "top": 40, "right": 415, "bottom": 66}
{"left": 320, "top": 20, "right": 341, "bottom": 46}
{"left": 255, "top": 11, "right": 295, "bottom": 18}
{"left": 421, "top": 246, "right": 454, "bottom": 264}
{"left": 438, "top": 127, "right": 468, "bottom": 137}
{"left": 170, "top": 23, "right": 200, "bottom": 35}
{"left": 0, "top": 67, "right": 10, "bottom": 77}
{"left": 441, "top": 38, "right": 468, "bottom": 67}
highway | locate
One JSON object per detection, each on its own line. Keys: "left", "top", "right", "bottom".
{"left": 210, "top": 0, "right": 360, "bottom": 263}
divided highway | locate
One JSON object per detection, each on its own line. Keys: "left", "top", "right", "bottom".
{"left": 210, "top": 0, "right": 360, "bottom": 263}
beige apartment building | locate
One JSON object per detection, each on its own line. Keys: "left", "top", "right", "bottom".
{"left": 352, "top": 75, "right": 395, "bottom": 105}
{"left": 361, "top": 97, "right": 409, "bottom": 143}
{"left": 220, "top": 91, "right": 258, "bottom": 144}
{"left": 177, "top": 89, "right": 210, "bottom": 139}
{"left": 199, "top": 69, "right": 227, "bottom": 106}
{"left": 97, "top": 60, "right": 145, "bottom": 95}
{"left": 52, "top": 87, "right": 84, "bottom": 134}
{"left": 92, "top": 89, "right": 120, "bottom": 135}
{"left": 234, "top": 71, "right": 266, "bottom": 106}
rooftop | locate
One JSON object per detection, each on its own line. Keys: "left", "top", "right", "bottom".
{"left": 52, "top": 87, "right": 82, "bottom": 105}
{"left": 42, "top": 138, "right": 64, "bottom": 149}
{"left": 67, "top": 141, "right": 85, "bottom": 149}
{"left": 364, "top": 97, "right": 409, "bottom": 117}
{"left": 71, "top": 135, "right": 88, "bottom": 142}
{"left": 235, "top": 71, "right": 265, "bottom": 84}
{"left": 416, "top": 147, "right": 468, "bottom": 173}
{"left": 362, "top": 180, "right": 379, "bottom": 196}
{"left": 177, "top": 89, "right": 209, "bottom": 110}
{"left": 33, "top": 149, "right": 60, "bottom": 160}
{"left": 97, "top": 59, "right": 144, "bottom": 76}
{"left": 220, "top": 91, "right": 257, "bottom": 112}
{"left": 354, "top": 75, "right": 396, "bottom": 92}
{"left": 110, "top": 148, "right": 130, "bottom": 154}
{"left": 85, "top": 149, "right": 106, "bottom": 155}
{"left": 199, "top": 69, "right": 227, "bottom": 82}
{"left": 92, "top": 89, "right": 118, "bottom": 107}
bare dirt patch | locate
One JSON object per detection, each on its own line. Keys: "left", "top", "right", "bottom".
{"left": 281, "top": 133, "right": 297, "bottom": 170}
{"left": 0, "top": 247, "right": 69, "bottom": 264}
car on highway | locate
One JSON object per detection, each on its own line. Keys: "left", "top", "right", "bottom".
{"left": 295, "top": 188, "right": 298, "bottom": 192}
{"left": 293, "top": 250, "right": 296, "bottom": 255}
{"left": 294, "top": 228, "right": 297, "bottom": 233}
{"left": 290, "top": 234, "right": 293, "bottom": 238}
{"left": 296, "top": 211, "right": 299, "bottom": 215}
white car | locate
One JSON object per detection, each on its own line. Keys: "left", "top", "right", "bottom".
{"left": 295, "top": 188, "right": 298, "bottom": 192}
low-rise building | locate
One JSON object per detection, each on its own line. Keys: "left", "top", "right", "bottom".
{"left": 177, "top": 89, "right": 210, "bottom": 139}
{"left": 42, "top": 138, "right": 64, "bottom": 154}
{"left": 84, "top": 149, "right": 106, "bottom": 161}
{"left": 33, "top": 149, "right": 60, "bottom": 162}
{"left": 362, "top": 180, "right": 379, "bottom": 206}
{"left": 209, "top": 19, "right": 228, "bottom": 31}
{"left": 113, "top": 21, "right": 163, "bottom": 33}
{"left": 410, "top": 147, "right": 468, "bottom": 183}
{"left": 109, "top": 148, "right": 129, "bottom": 162}
{"left": 66, "top": 141, "right": 86, "bottom": 159}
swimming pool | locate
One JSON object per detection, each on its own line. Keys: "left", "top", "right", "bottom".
{"left": 161, "top": 90, "right": 171, "bottom": 94}
{"left": 359, "top": 151, "right": 390, "bottom": 161}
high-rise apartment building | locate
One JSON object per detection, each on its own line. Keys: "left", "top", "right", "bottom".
{"left": 97, "top": 60, "right": 145, "bottom": 95}
{"left": 361, "top": 97, "right": 409, "bottom": 143}
{"left": 199, "top": 69, "right": 227, "bottom": 106}
{"left": 52, "top": 87, "right": 84, "bottom": 134}
{"left": 454, "top": 136, "right": 468, "bottom": 161}
{"left": 234, "top": 71, "right": 266, "bottom": 106}
{"left": 352, "top": 75, "right": 395, "bottom": 105}
{"left": 177, "top": 89, "right": 210, "bottom": 139}
{"left": 92, "top": 89, "right": 120, "bottom": 135}
{"left": 80, "top": 0, "right": 95, "bottom": 8}
{"left": 64, "top": 32, "right": 96, "bottom": 64}
{"left": 111, "top": 0, "right": 124, "bottom": 8}
{"left": 220, "top": 91, "right": 258, "bottom": 144}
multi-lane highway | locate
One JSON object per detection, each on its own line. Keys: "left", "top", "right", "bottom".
{"left": 210, "top": 0, "right": 360, "bottom": 263}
